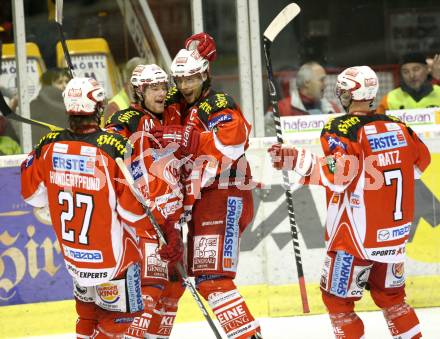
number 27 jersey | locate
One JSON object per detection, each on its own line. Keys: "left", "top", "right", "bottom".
{"left": 21, "top": 130, "right": 147, "bottom": 286}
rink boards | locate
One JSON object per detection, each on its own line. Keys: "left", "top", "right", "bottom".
{"left": 0, "top": 138, "right": 439, "bottom": 338}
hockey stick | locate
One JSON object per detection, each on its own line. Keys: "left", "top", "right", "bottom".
{"left": 115, "top": 158, "right": 223, "bottom": 339}
{"left": 263, "top": 3, "right": 310, "bottom": 314}
{"left": 55, "top": 0, "right": 75, "bottom": 77}
{"left": 0, "top": 40, "right": 63, "bottom": 131}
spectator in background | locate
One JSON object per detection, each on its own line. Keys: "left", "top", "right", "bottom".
{"left": 104, "top": 56, "right": 146, "bottom": 122}
{"left": 0, "top": 115, "right": 21, "bottom": 155}
{"left": 0, "top": 86, "right": 21, "bottom": 144}
{"left": 376, "top": 52, "right": 440, "bottom": 113}
{"left": 30, "top": 67, "right": 70, "bottom": 145}
{"left": 265, "top": 61, "right": 341, "bottom": 136}
{"left": 426, "top": 53, "right": 440, "bottom": 85}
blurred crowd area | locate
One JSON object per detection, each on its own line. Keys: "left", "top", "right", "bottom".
{"left": 1, "top": 0, "right": 440, "bottom": 154}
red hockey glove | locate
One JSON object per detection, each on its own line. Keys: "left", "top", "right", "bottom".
{"left": 184, "top": 32, "right": 217, "bottom": 62}
{"left": 158, "top": 220, "right": 183, "bottom": 264}
{"left": 268, "top": 143, "right": 297, "bottom": 170}
{"left": 268, "top": 143, "right": 313, "bottom": 176}
{"left": 151, "top": 125, "right": 200, "bottom": 157}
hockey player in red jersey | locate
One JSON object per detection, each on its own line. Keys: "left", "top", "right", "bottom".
{"left": 105, "top": 64, "right": 185, "bottom": 339}
{"left": 151, "top": 34, "right": 262, "bottom": 339}
{"left": 269, "top": 66, "right": 431, "bottom": 339}
{"left": 21, "top": 77, "right": 149, "bottom": 338}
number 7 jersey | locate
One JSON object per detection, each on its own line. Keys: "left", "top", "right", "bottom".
{"left": 318, "top": 113, "right": 431, "bottom": 263}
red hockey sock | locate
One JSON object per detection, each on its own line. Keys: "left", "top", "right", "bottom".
{"left": 198, "top": 279, "right": 261, "bottom": 339}
{"left": 75, "top": 299, "right": 97, "bottom": 338}
{"left": 124, "top": 285, "right": 163, "bottom": 338}
{"left": 146, "top": 281, "right": 185, "bottom": 338}
{"left": 329, "top": 312, "right": 364, "bottom": 339}
{"left": 383, "top": 303, "right": 422, "bottom": 339}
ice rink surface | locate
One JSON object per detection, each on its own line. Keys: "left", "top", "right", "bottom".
{"left": 26, "top": 307, "right": 440, "bottom": 339}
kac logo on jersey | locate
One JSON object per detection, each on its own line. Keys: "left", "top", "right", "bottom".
{"left": 52, "top": 153, "right": 95, "bottom": 174}
{"left": 349, "top": 193, "right": 361, "bottom": 208}
{"left": 223, "top": 197, "right": 242, "bottom": 272}
{"left": 330, "top": 251, "right": 354, "bottom": 297}
{"left": 367, "top": 130, "right": 407, "bottom": 152}
{"left": 96, "top": 283, "right": 121, "bottom": 304}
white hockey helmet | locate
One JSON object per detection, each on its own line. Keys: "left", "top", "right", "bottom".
{"left": 170, "top": 48, "right": 209, "bottom": 78}
{"left": 336, "top": 66, "right": 378, "bottom": 101}
{"left": 130, "top": 64, "right": 168, "bottom": 93}
{"left": 63, "top": 77, "right": 105, "bottom": 115}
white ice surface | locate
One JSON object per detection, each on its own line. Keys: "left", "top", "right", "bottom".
{"left": 24, "top": 307, "right": 440, "bottom": 339}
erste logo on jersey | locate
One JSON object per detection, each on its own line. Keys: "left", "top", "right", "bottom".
{"left": 52, "top": 152, "right": 95, "bottom": 174}
{"left": 367, "top": 130, "right": 407, "bottom": 152}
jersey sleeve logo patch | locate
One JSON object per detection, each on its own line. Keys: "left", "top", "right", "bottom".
{"left": 367, "top": 130, "right": 407, "bottom": 152}
{"left": 53, "top": 143, "right": 69, "bottom": 153}
{"left": 208, "top": 113, "right": 233, "bottom": 130}
{"left": 363, "top": 125, "right": 377, "bottom": 135}
{"left": 384, "top": 122, "right": 401, "bottom": 131}
{"left": 80, "top": 146, "right": 97, "bottom": 156}
{"left": 23, "top": 153, "right": 35, "bottom": 169}
{"left": 326, "top": 136, "right": 347, "bottom": 151}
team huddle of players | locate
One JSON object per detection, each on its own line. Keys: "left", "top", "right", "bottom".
{"left": 21, "top": 33, "right": 261, "bottom": 339}
{"left": 20, "top": 32, "right": 430, "bottom": 339}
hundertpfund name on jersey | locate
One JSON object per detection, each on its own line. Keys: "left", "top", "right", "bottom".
{"left": 49, "top": 171, "right": 101, "bottom": 190}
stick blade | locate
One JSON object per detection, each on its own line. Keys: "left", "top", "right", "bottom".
{"left": 115, "top": 157, "right": 135, "bottom": 186}
{"left": 263, "top": 3, "right": 301, "bottom": 42}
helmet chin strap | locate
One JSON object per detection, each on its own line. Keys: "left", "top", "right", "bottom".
{"left": 133, "top": 87, "right": 150, "bottom": 111}
{"left": 338, "top": 90, "right": 352, "bottom": 111}
{"left": 190, "top": 73, "right": 211, "bottom": 104}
